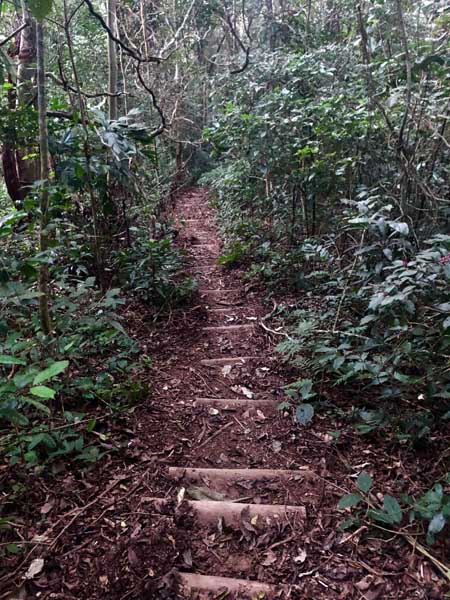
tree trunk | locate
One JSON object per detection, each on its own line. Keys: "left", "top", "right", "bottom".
{"left": 36, "top": 20, "right": 52, "bottom": 335}
{"left": 1, "top": 3, "right": 38, "bottom": 203}
{"left": 17, "top": 2, "right": 39, "bottom": 197}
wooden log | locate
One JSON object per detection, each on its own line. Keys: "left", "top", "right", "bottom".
{"left": 200, "top": 356, "right": 259, "bottom": 366}
{"left": 194, "top": 397, "right": 277, "bottom": 410}
{"left": 179, "top": 573, "right": 289, "bottom": 598}
{"left": 184, "top": 499, "right": 306, "bottom": 525}
{"left": 168, "top": 467, "right": 316, "bottom": 484}
{"left": 202, "top": 324, "right": 255, "bottom": 333}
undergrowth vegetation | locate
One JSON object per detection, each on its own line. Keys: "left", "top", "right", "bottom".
{"left": 0, "top": 74, "right": 194, "bottom": 471}
{"left": 201, "top": 0, "right": 450, "bottom": 543}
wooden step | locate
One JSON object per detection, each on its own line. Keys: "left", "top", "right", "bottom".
{"left": 202, "top": 324, "right": 255, "bottom": 333}
{"left": 200, "top": 356, "right": 259, "bottom": 367}
{"left": 185, "top": 499, "right": 306, "bottom": 525}
{"left": 169, "top": 467, "right": 315, "bottom": 484}
{"left": 194, "top": 397, "right": 277, "bottom": 410}
{"left": 184, "top": 219, "right": 210, "bottom": 223}
{"left": 178, "top": 573, "right": 291, "bottom": 599}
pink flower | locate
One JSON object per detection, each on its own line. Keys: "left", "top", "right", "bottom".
{"left": 439, "top": 255, "right": 450, "bottom": 264}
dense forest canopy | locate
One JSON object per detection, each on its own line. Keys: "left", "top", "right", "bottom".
{"left": 1, "top": 0, "right": 450, "bottom": 596}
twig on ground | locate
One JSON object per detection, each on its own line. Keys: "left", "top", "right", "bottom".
{"left": 405, "top": 535, "right": 450, "bottom": 581}
{"left": 259, "top": 320, "right": 292, "bottom": 339}
{"left": 195, "top": 421, "right": 233, "bottom": 450}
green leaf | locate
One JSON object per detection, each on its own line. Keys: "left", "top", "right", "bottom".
{"left": 6, "top": 543, "right": 21, "bottom": 554}
{"left": 0, "top": 408, "right": 29, "bottom": 426}
{"left": 24, "top": 450, "right": 38, "bottom": 463}
{"left": 0, "top": 355, "right": 26, "bottom": 366}
{"left": 369, "top": 508, "right": 397, "bottom": 525}
{"left": 22, "top": 396, "right": 51, "bottom": 415}
{"left": 338, "top": 517, "right": 360, "bottom": 531}
{"left": 26, "top": 0, "right": 53, "bottom": 20}
{"left": 277, "top": 401, "right": 291, "bottom": 411}
{"left": 383, "top": 495, "right": 402, "bottom": 524}
{"left": 428, "top": 512, "right": 446, "bottom": 535}
{"left": 298, "top": 379, "right": 315, "bottom": 400}
{"left": 86, "top": 418, "right": 96, "bottom": 432}
{"left": 338, "top": 493, "right": 362, "bottom": 509}
{"left": 110, "top": 320, "right": 127, "bottom": 336}
{"left": 295, "top": 403, "right": 314, "bottom": 426}
{"left": 357, "top": 471, "right": 373, "bottom": 494}
{"left": 29, "top": 385, "right": 55, "bottom": 399}
{"left": 33, "top": 360, "right": 69, "bottom": 385}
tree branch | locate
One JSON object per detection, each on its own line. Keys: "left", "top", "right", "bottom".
{"left": 220, "top": 1, "right": 251, "bottom": 74}
{"left": 0, "top": 22, "right": 28, "bottom": 47}
{"left": 82, "top": 0, "right": 161, "bottom": 64}
{"left": 46, "top": 71, "right": 126, "bottom": 98}
{"left": 135, "top": 63, "right": 166, "bottom": 138}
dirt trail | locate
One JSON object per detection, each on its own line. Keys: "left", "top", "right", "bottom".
{"left": 165, "top": 188, "right": 313, "bottom": 598}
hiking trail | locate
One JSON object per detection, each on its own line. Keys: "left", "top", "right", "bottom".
{"left": 161, "top": 187, "right": 313, "bottom": 598}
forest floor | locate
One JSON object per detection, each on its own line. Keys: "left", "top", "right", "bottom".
{"left": 1, "top": 187, "right": 448, "bottom": 599}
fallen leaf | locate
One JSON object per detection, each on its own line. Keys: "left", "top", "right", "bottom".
{"left": 231, "top": 385, "right": 254, "bottom": 398}
{"left": 261, "top": 550, "right": 277, "bottom": 566}
{"left": 272, "top": 441, "right": 282, "bottom": 453}
{"left": 177, "top": 487, "right": 186, "bottom": 505}
{"left": 25, "top": 558, "right": 44, "bottom": 580}
{"left": 356, "top": 575, "right": 373, "bottom": 591}
{"left": 222, "top": 365, "right": 232, "bottom": 377}
{"left": 294, "top": 549, "right": 307, "bottom": 563}
{"left": 39, "top": 500, "right": 54, "bottom": 515}
{"left": 183, "top": 549, "right": 193, "bottom": 568}
{"left": 128, "top": 547, "right": 139, "bottom": 567}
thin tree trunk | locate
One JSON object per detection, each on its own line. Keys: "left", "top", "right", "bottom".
{"left": 63, "top": 0, "right": 104, "bottom": 288}
{"left": 36, "top": 20, "right": 51, "bottom": 335}
{"left": 108, "top": 0, "right": 118, "bottom": 120}
{"left": 306, "top": 0, "right": 312, "bottom": 48}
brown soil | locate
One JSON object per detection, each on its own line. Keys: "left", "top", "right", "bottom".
{"left": 0, "top": 187, "right": 448, "bottom": 599}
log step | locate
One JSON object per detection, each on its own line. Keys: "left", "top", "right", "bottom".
{"left": 194, "top": 397, "right": 277, "bottom": 410}
{"left": 202, "top": 324, "right": 255, "bottom": 333}
{"left": 184, "top": 499, "right": 306, "bottom": 526}
{"left": 169, "top": 467, "right": 315, "bottom": 484}
{"left": 178, "top": 573, "right": 291, "bottom": 599}
{"left": 180, "top": 218, "right": 201, "bottom": 222}
{"left": 200, "top": 356, "right": 260, "bottom": 367}
{"left": 200, "top": 288, "right": 240, "bottom": 294}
